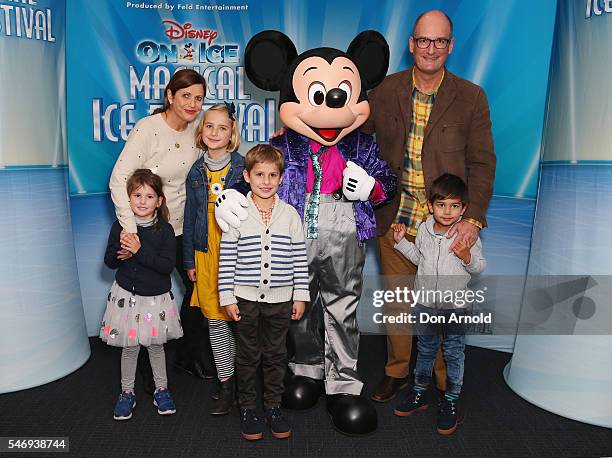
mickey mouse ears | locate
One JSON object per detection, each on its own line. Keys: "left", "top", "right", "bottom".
{"left": 244, "top": 30, "right": 298, "bottom": 91}
{"left": 347, "top": 31, "right": 389, "bottom": 90}
{"left": 244, "top": 30, "right": 389, "bottom": 92}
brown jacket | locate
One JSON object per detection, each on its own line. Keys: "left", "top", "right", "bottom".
{"left": 363, "top": 68, "right": 496, "bottom": 235}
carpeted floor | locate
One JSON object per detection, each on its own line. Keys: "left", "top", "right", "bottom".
{"left": 1, "top": 335, "right": 610, "bottom": 457}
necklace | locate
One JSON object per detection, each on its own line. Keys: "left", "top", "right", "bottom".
{"left": 162, "top": 112, "right": 183, "bottom": 149}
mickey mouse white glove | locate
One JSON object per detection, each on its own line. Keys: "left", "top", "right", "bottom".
{"left": 214, "top": 189, "right": 249, "bottom": 232}
{"left": 342, "top": 161, "right": 376, "bottom": 201}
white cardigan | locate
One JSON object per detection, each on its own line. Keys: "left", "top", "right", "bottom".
{"left": 109, "top": 113, "right": 202, "bottom": 235}
{"left": 218, "top": 193, "right": 310, "bottom": 306}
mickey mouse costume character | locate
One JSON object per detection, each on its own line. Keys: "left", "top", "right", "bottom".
{"left": 215, "top": 30, "right": 396, "bottom": 435}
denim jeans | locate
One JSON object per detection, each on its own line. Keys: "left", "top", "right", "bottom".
{"left": 413, "top": 304, "right": 466, "bottom": 395}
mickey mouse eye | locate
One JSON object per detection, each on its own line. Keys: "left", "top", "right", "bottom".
{"left": 308, "top": 82, "right": 326, "bottom": 106}
{"left": 339, "top": 81, "right": 352, "bottom": 101}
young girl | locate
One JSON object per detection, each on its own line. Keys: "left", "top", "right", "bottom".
{"left": 183, "top": 103, "right": 245, "bottom": 415}
{"left": 102, "top": 169, "right": 183, "bottom": 420}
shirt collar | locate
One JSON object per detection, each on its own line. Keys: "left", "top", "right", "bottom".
{"left": 412, "top": 67, "right": 445, "bottom": 97}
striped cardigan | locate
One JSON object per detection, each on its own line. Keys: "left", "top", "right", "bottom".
{"left": 218, "top": 193, "right": 310, "bottom": 306}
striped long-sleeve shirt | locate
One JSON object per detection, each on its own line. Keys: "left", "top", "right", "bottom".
{"left": 218, "top": 192, "right": 310, "bottom": 306}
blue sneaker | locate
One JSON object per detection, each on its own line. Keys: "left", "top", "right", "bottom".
{"left": 153, "top": 388, "right": 176, "bottom": 415}
{"left": 113, "top": 391, "right": 136, "bottom": 420}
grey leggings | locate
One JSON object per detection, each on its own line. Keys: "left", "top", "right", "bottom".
{"left": 121, "top": 345, "right": 167, "bottom": 392}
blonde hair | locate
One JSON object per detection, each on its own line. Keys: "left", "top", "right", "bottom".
{"left": 195, "top": 104, "right": 241, "bottom": 152}
{"left": 244, "top": 144, "right": 284, "bottom": 173}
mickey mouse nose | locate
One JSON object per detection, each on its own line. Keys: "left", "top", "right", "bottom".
{"left": 326, "top": 88, "right": 348, "bottom": 108}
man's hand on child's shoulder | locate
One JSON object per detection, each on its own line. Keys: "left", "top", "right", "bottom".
{"left": 291, "top": 301, "right": 305, "bottom": 321}
{"left": 448, "top": 220, "right": 479, "bottom": 250}
{"left": 225, "top": 304, "right": 241, "bottom": 321}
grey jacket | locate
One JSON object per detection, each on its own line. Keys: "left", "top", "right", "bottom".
{"left": 394, "top": 215, "right": 485, "bottom": 309}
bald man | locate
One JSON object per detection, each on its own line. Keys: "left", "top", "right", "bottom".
{"left": 363, "top": 10, "right": 495, "bottom": 409}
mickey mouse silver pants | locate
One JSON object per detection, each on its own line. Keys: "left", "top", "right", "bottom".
{"left": 288, "top": 194, "right": 365, "bottom": 395}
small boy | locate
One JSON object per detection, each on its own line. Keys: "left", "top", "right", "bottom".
{"left": 391, "top": 173, "right": 485, "bottom": 435}
{"left": 218, "top": 144, "right": 309, "bottom": 440}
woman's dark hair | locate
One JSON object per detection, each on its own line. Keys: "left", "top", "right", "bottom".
{"left": 152, "top": 69, "right": 206, "bottom": 114}
{"left": 126, "top": 169, "right": 170, "bottom": 230}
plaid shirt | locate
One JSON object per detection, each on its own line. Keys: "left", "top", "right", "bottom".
{"left": 253, "top": 195, "right": 276, "bottom": 226}
{"left": 395, "top": 71, "right": 444, "bottom": 236}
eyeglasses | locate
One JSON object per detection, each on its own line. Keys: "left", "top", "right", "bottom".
{"left": 412, "top": 36, "right": 452, "bottom": 49}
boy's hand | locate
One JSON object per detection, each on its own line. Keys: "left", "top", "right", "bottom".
{"left": 392, "top": 223, "right": 407, "bottom": 243}
{"left": 187, "top": 269, "right": 196, "bottom": 282}
{"left": 291, "top": 301, "right": 305, "bottom": 320}
{"left": 452, "top": 238, "right": 472, "bottom": 264}
{"left": 225, "top": 304, "right": 241, "bottom": 321}
{"left": 121, "top": 233, "right": 141, "bottom": 254}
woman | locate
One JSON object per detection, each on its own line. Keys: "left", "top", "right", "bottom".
{"left": 109, "top": 69, "right": 214, "bottom": 391}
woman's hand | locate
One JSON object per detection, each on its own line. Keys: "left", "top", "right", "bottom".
{"left": 121, "top": 232, "right": 141, "bottom": 254}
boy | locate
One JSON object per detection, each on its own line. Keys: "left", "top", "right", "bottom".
{"left": 391, "top": 173, "right": 485, "bottom": 435}
{"left": 218, "top": 144, "right": 309, "bottom": 440}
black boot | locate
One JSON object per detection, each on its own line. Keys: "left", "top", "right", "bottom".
{"left": 211, "top": 378, "right": 221, "bottom": 401}
{"left": 281, "top": 374, "right": 323, "bottom": 410}
{"left": 209, "top": 376, "right": 234, "bottom": 415}
{"left": 174, "top": 305, "right": 215, "bottom": 380}
{"left": 326, "top": 394, "right": 378, "bottom": 436}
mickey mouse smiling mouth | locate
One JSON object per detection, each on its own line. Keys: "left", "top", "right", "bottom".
{"left": 297, "top": 97, "right": 369, "bottom": 144}
{"left": 288, "top": 102, "right": 370, "bottom": 145}
{"left": 311, "top": 127, "right": 343, "bottom": 142}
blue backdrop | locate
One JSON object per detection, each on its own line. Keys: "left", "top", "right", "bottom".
{"left": 65, "top": 0, "right": 557, "bottom": 348}
{"left": 0, "top": 0, "right": 90, "bottom": 394}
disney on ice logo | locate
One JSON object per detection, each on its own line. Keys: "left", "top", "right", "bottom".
{"left": 162, "top": 20, "right": 218, "bottom": 44}
{"left": 135, "top": 21, "right": 238, "bottom": 64}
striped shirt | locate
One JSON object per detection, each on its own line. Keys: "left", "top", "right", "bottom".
{"left": 395, "top": 70, "right": 444, "bottom": 236}
{"left": 218, "top": 192, "right": 310, "bottom": 306}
